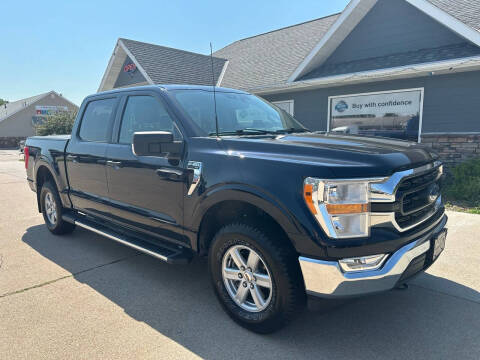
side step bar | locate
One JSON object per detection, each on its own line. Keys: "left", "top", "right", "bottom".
{"left": 63, "top": 213, "right": 192, "bottom": 265}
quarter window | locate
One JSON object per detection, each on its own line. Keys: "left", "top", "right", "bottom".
{"left": 119, "top": 95, "right": 177, "bottom": 144}
{"left": 79, "top": 98, "right": 116, "bottom": 142}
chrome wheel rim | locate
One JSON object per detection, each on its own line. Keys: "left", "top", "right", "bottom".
{"left": 44, "top": 192, "right": 57, "bottom": 225}
{"left": 222, "top": 245, "right": 273, "bottom": 312}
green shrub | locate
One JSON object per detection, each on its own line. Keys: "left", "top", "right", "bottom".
{"left": 443, "top": 157, "right": 480, "bottom": 206}
{"left": 35, "top": 111, "right": 76, "bottom": 136}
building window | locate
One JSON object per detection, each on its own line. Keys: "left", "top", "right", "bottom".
{"left": 272, "top": 100, "right": 294, "bottom": 116}
{"left": 328, "top": 88, "right": 423, "bottom": 142}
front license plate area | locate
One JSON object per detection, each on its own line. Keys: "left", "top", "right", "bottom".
{"left": 431, "top": 229, "right": 447, "bottom": 262}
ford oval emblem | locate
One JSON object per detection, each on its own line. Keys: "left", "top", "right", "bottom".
{"left": 335, "top": 100, "right": 348, "bottom": 113}
{"left": 428, "top": 183, "right": 440, "bottom": 203}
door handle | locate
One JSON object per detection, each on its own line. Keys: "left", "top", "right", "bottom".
{"left": 66, "top": 155, "right": 79, "bottom": 163}
{"left": 156, "top": 168, "right": 184, "bottom": 181}
{"left": 106, "top": 160, "right": 123, "bottom": 168}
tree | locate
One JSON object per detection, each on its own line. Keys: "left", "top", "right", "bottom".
{"left": 35, "top": 111, "right": 77, "bottom": 136}
{"left": 0, "top": 98, "right": 8, "bottom": 106}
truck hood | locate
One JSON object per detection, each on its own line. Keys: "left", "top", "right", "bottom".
{"left": 218, "top": 133, "right": 437, "bottom": 178}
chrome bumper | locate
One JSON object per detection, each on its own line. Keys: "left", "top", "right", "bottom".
{"left": 299, "top": 216, "right": 446, "bottom": 298}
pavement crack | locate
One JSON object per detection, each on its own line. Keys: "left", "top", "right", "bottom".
{"left": 0, "top": 254, "right": 140, "bottom": 299}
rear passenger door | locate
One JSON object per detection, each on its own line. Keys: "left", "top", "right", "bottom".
{"left": 105, "top": 92, "right": 187, "bottom": 246}
{"left": 65, "top": 96, "right": 118, "bottom": 219}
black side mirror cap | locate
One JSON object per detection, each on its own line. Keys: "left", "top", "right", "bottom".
{"left": 132, "top": 131, "right": 183, "bottom": 159}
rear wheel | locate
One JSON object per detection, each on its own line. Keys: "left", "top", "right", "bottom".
{"left": 209, "top": 223, "right": 305, "bottom": 333}
{"left": 40, "top": 181, "right": 75, "bottom": 235}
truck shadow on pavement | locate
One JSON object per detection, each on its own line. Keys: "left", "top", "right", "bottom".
{"left": 23, "top": 225, "right": 480, "bottom": 360}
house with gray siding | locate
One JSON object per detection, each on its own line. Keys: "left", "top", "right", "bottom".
{"left": 99, "top": 0, "right": 480, "bottom": 165}
{"left": 0, "top": 91, "right": 78, "bottom": 148}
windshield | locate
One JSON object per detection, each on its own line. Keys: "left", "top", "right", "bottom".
{"left": 170, "top": 90, "right": 308, "bottom": 136}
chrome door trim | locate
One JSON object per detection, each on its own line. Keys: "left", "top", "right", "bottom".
{"left": 187, "top": 161, "right": 202, "bottom": 196}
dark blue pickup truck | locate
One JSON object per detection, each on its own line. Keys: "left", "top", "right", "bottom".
{"left": 25, "top": 85, "right": 447, "bottom": 333}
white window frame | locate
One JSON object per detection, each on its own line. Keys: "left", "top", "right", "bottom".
{"left": 272, "top": 100, "right": 294, "bottom": 116}
{"left": 327, "top": 88, "right": 424, "bottom": 143}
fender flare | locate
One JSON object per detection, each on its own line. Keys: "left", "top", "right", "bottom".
{"left": 190, "top": 183, "right": 304, "bottom": 239}
{"left": 34, "top": 156, "right": 71, "bottom": 211}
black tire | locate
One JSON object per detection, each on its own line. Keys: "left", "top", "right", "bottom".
{"left": 40, "top": 181, "right": 76, "bottom": 235}
{"left": 208, "top": 223, "right": 305, "bottom": 333}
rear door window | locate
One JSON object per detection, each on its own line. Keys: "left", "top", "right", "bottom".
{"left": 79, "top": 98, "right": 116, "bottom": 142}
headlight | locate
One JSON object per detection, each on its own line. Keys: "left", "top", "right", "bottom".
{"left": 303, "top": 177, "right": 381, "bottom": 239}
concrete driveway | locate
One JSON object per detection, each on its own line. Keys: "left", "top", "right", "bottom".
{"left": 1, "top": 149, "right": 479, "bottom": 359}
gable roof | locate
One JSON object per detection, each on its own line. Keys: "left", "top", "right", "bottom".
{"left": 289, "top": 0, "right": 480, "bottom": 83}
{"left": 99, "top": 0, "right": 480, "bottom": 94}
{"left": 120, "top": 38, "right": 227, "bottom": 86}
{"left": 99, "top": 38, "right": 228, "bottom": 91}
{"left": 0, "top": 91, "right": 78, "bottom": 123}
{"left": 213, "top": 14, "right": 339, "bottom": 91}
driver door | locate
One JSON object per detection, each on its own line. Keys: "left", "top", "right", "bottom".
{"left": 105, "top": 92, "right": 187, "bottom": 246}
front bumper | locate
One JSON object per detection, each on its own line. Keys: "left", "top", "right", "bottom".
{"left": 299, "top": 214, "right": 447, "bottom": 298}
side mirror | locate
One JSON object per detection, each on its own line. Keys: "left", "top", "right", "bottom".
{"left": 132, "top": 131, "right": 183, "bottom": 159}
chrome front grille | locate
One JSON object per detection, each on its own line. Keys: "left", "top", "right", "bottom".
{"left": 395, "top": 167, "right": 443, "bottom": 229}
{"left": 370, "top": 161, "right": 444, "bottom": 232}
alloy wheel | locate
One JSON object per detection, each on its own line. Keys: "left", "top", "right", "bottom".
{"left": 222, "top": 245, "right": 273, "bottom": 312}
{"left": 44, "top": 191, "right": 57, "bottom": 225}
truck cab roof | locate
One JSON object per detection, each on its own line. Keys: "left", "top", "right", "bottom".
{"left": 92, "top": 84, "right": 248, "bottom": 99}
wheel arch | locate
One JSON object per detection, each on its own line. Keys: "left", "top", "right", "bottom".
{"left": 193, "top": 187, "right": 303, "bottom": 255}
{"left": 35, "top": 164, "right": 57, "bottom": 212}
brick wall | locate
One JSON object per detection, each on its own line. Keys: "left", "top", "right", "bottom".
{"left": 0, "top": 137, "right": 25, "bottom": 149}
{"left": 421, "top": 134, "right": 480, "bottom": 166}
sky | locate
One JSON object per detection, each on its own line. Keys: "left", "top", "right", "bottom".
{"left": 2, "top": 0, "right": 349, "bottom": 105}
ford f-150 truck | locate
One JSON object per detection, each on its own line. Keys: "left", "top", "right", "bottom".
{"left": 25, "top": 85, "right": 447, "bottom": 333}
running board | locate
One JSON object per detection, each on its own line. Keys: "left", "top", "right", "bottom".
{"left": 63, "top": 213, "right": 192, "bottom": 264}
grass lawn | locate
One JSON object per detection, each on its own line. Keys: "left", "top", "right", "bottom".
{"left": 442, "top": 157, "right": 480, "bottom": 215}
{"left": 445, "top": 202, "right": 480, "bottom": 215}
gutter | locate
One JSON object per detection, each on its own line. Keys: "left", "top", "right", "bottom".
{"left": 251, "top": 55, "right": 480, "bottom": 95}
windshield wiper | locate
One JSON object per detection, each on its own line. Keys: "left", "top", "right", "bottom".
{"left": 208, "top": 128, "right": 310, "bottom": 136}
{"left": 273, "top": 128, "right": 310, "bottom": 134}
{"left": 209, "top": 128, "right": 271, "bottom": 136}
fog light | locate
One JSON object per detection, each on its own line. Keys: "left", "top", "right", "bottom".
{"left": 338, "top": 254, "right": 387, "bottom": 272}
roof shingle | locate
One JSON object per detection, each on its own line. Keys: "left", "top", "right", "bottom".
{"left": 213, "top": 14, "right": 339, "bottom": 90}
{"left": 427, "top": 0, "right": 480, "bottom": 31}
{"left": 0, "top": 92, "right": 51, "bottom": 122}
{"left": 301, "top": 42, "right": 480, "bottom": 80}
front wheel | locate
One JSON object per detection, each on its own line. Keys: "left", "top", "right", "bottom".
{"left": 208, "top": 223, "right": 305, "bottom": 333}
{"left": 40, "top": 181, "right": 76, "bottom": 235}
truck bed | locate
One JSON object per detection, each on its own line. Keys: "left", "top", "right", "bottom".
{"left": 24, "top": 135, "right": 71, "bottom": 195}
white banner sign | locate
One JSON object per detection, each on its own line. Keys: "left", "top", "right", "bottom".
{"left": 35, "top": 105, "right": 69, "bottom": 116}
{"left": 330, "top": 90, "right": 422, "bottom": 117}
{"left": 328, "top": 89, "right": 423, "bottom": 142}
